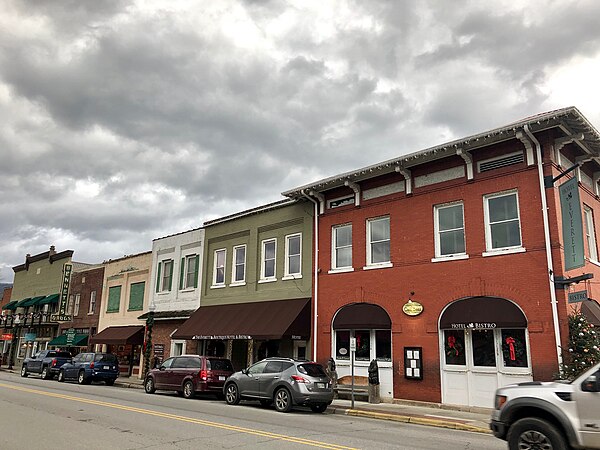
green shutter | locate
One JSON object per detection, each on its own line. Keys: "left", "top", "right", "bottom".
{"left": 193, "top": 254, "right": 199, "bottom": 288}
{"left": 155, "top": 262, "right": 162, "bottom": 292}
{"left": 128, "top": 282, "right": 145, "bottom": 311}
{"left": 168, "top": 259, "right": 174, "bottom": 291}
{"left": 107, "top": 286, "right": 121, "bottom": 313}
{"left": 179, "top": 257, "right": 185, "bottom": 290}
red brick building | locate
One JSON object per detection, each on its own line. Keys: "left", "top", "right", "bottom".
{"left": 283, "top": 107, "right": 600, "bottom": 407}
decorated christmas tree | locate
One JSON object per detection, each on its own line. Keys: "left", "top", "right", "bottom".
{"left": 558, "top": 309, "right": 600, "bottom": 380}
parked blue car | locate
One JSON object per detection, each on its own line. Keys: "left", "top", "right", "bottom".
{"left": 57, "top": 352, "right": 119, "bottom": 385}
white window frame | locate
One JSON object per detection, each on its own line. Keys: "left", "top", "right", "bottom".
{"left": 66, "top": 295, "right": 73, "bottom": 315}
{"left": 483, "top": 190, "right": 525, "bottom": 256}
{"left": 212, "top": 249, "right": 226, "bottom": 288}
{"left": 160, "top": 259, "right": 173, "bottom": 292}
{"left": 231, "top": 244, "right": 247, "bottom": 285}
{"left": 183, "top": 254, "right": 198, "bottom": 289}
{"left": 259, "top": 238, "right": 277, "bottom": 282}
{"left": 73, "top": 293, "right": 81, "bottom": 317}
{"left": 584, "top": 205, "right": 598, "bottom": 263}
{"left": 283, "top": 233, "right": 302, "bottom": 279}
{"left": 433, "top": 202, "right": 468, "bottom": 261}
{"left": 170, "top": 340, "right": 186, "bottom": 357}
{"left": 365, "top": 216, "right": 392, "bottom": 269}
{"left": 88, "top": 291, "right": 96, "bottom": 315}
{"left": 331, "top": 224, "right": 353, "bottom": 272}
{"left": 333, "top": 329, "right": 392, "bottom": 368}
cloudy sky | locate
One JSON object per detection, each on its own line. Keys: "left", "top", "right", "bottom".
{"left": 1, "top": 0, "right": 600, "bottom": 282}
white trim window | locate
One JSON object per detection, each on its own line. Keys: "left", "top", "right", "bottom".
{"left": 284, "top": 233, "right": 302, "bottom": 278}
{"left": 484, "top": 191, "right": 523, "bottom": 252}
{"left": 366, "top": 216, "right": 391, "bottom": 266}
{"left": 434, "top": 202, "right": 466, "bottom": 258}
{"left": 332, "top": 224, "right": 352, "bottom": 270}
{"left": 73, "top": 293, "right": 81, "bottom": 317}
{"left": 584, "top": 205, "right": 598, "bottom": 262}
{"left": 212, "top": 249, "right": 226, "bottom": 287}
{"left": 260, "top": 238, "right": 277, "bottom": 281}
{"left": 88, "top": 291, "right": 96, "bottom": 315}
{"left": 171, "top": 340, "right": 186, "bottom": 357}
{"left": 158, "top": 259, "right": 174, "bottom": 292}
{"left": 184, "top": 254, "right": 198, "bottom": 289}
{"left": 232, "top": 245, "right": 247, "bottom": 284}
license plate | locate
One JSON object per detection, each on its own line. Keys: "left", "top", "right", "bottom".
{"left": 103, "top": 366, "right": 109, "bottom": 370}
{"left": 316, "top": 382, "right": 325, "bottom": 388}
{"left": 219, "top": 376, "right": 225, "bottom": 381}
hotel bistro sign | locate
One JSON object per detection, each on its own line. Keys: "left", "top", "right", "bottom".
{"left": 52, "top": 263, "right": 73, "bottom": 323}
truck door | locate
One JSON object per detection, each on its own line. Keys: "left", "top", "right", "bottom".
{"left": 573, "top": 367, "right": 600, "bottom": 448}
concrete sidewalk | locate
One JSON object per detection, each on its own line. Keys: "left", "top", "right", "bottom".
{"left": 113, "top": 376, "right": 492, "bottom": 434}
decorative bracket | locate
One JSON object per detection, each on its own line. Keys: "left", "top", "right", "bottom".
{"left": 516, "top": 131, "right": 535, "bottom": 166}
{"left": 344, "top": 180, "right": 361, "bottom": 207}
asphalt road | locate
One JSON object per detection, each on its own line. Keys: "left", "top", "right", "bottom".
{"left": 0, "top": 371, "right": 505, "bottom": 450}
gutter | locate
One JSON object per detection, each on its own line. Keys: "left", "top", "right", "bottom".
{"left": 302, "top": 189, "right": 320, "bottom": 361}
{"left": 523, "top": 124, "right": 563, "bottom": 368}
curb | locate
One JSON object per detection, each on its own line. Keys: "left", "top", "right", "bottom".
{"left": 329, "top": 407, "right": 492, "bottom": 434}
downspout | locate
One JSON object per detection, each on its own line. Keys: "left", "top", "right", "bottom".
{"left": 524, "top": 124, "right": 563, "bottom": 368}
{"left": 302, "top": 189, "right": 319, "bottom": 361}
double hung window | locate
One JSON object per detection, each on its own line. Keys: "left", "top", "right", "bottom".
{"left": 284, "top": 234, "right": 302, "bottom": 278}
{"left": 180, "top": 254, "right": 199, "bottom": 290}
{"left": 88, "top": 291, "right": 96, "bottom": 314}
{"left": 584, "top": 206, "right": 598, "bottom": 262}
{"left": 434, "top": 202, "right": 466, "bottom": 258}
{"left": 261, "top": 239, "right": 277, "bottom": 281}
{"left": 484, "top": 191, "right": 522, "bottom": 252}
{"left": 213, "top": 249, "right": 226, "bottom": 286}
{"left": 232, "top": 245, "right": 246, "bottom": 284}
{"left": 367, "top": 217, "right": 390, "bottom": 266}
{"left": 332, "top": 224, "right": 352, "bottom": 270}
{"left": 156, "top": 259, "right": 174, "bottom": 292}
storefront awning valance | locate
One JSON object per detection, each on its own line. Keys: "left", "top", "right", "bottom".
{"left": 49, "top": 334, "right": 89, "bottom": 346}
{"left": 28, "top": 296, "right": 47, "bottom": 307}
{"left": 172, "top": 298, "right": 310, "bottom": 340}
{"left": 333, "top": 303, "right": 391, "bottom": 330}
{"left": 39, "top": 294, "right": 59, "bottom": 305}
{"left": 2, "top": 301, "right": 18, "bottom": 310}
{"left": 581, "top": 299, "right": 600, "bottom": 326}
{"left": 15, "top": 298, "right": 32, "bottom": 308}
{"left": 89, "top": 326, "right": 144, "bottom": 345}
{"left": 439, "top": 296, "right": 527, "bottom": 330}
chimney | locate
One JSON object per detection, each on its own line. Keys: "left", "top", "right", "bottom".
{"left": 49, "top": 245, "right": 56, "bottom": 256}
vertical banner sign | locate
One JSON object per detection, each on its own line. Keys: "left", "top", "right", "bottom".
{"left": 559, "top": 177, "right": 585, "bottom": 271}
{"left": 59, "top": 263, "right": 73, "bottom": 315}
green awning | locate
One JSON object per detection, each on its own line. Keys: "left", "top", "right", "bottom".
{"left": 2, "top": 301, "right": 18, "bottom": 310}
{"left": 28, "top": 296, "right": 47, "bottom": 307}
{"left": 15, "top": 298, "right": 32, "bottom": 308}
{"left": 48, "top": 333, "right": 89, "bottom": 346}
{"left": 39, "top": 294, "right": 60, "bottom": 305}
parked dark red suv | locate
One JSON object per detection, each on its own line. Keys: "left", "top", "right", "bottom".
{"left": 144, "top": 355, "right": 234, "bottom": 399}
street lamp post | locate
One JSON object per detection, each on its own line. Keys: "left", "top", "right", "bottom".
{"left": 143, "top": 300, "right": 156, "bottom": 379}
{"left": 7, "top": 314, "right": 21, "bottom": 370}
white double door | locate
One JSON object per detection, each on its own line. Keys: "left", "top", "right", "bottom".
{"left": 441, "top": 328, "right": 532, "bottom": 408}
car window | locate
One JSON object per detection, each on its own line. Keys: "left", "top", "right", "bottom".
{"left": 72, "top": 354, "right": 82, "bottom": 363}
{"left": 84, "top": 354, "right": 94, "bottom": 362}
{"left": 56, "top": 352, "right": 71, "bottom": 358}
{"left": 281, "top": 362, "right": 294, "bottom": 371}
{"left": 160, "top": 358, "right": 174, "bottom": 369}
{"left": 297, "top": 363, "right": 327, "bottom": 377}
{"left": 46, "top": 351, "right": 56, "bottom": 357}
{"left": 207, "top": 359, "right": 233, "bottom": 372}
{"left": 264, "top": 361, "right": 283, "bottom": 374}
{"left": 247, "top": 361, "right": 268, "bottom": 375}
{"left": 183, "top": 358, "right": 201, "bottom": 369}
{"left": 172, "top": 357, "right": 191, "bottom": 369}
{"left": 94, "top": 354, "right": 117, "bottom": 363}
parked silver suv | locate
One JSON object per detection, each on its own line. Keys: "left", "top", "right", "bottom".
{"left": 491, "top": 362, "right": 600, "bottom": 450}
{"left": 223, "top": 357, "right": 334, "bottom": 413}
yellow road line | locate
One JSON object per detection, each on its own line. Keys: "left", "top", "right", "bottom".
{"left": 0, "top": 382, "right": 356, "bottom": 449}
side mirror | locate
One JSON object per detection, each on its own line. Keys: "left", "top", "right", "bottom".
{"left": 581, "top": 372, "right": 600, "bottom": 392}
{"left": 241, "top": 368, "right": 248, "bottom": 375}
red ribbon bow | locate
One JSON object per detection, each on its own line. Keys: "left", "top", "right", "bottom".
{"left": 448, "top": 336, "right": 458, "bottom": 355}
{"left": 505, "top": 337, "right": 516, "bottom": 361}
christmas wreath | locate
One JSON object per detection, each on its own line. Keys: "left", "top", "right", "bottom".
{"left": 503, "top": 335, "right": 525, "bottom": 364}
{"left": 445, "top": 335, "right": 463, "bottom": 358}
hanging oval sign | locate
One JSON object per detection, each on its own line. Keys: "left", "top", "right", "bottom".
{"left": 402, "top": 301, "right": 424, "bottom": 316}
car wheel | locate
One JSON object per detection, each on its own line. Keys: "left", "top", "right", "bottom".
{"left": 144, "top": 377, "right": 156, "bottom": 394}
{"left": 310, "top": 403, "right": 328, "bottom": 413}
{"left": 105, "top": 379, "right": 115, "bottom": 386}
{"left": 20, "top": 365, "right": 28, "bottom": 377}
{"left": 259, "top": 399, "right": 272, "bottom": 407}
{"left": 57, "top": 370, "right": 65, "bottom": 382}
{"left": 507, "top": 417, "right": 568, "bottom": 450}
{"left": 77, "top": 370, "right": 87, "bottom": 385}
{"left": 225, "top": 383, "right": 240, "bottom": 405}
{"left": 274, "top": 388, "right": 293, "bottom": 413}
{"left": 41, "top": 367, "right": 50, "bottom": 380}
{"left": 182, "top": 380, "right": 195, "bottom": 399}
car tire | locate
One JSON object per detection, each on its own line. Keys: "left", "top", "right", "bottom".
{"left": 274, "top": 388, "right": 293, "bottom": 413}
{"left": 259, "top": 399, "right": 272, "bottom": 407}
{"left": 41, "top": 366, "right": 50, "bottom": 380}
{"left": 182, "top": 380, "right": 195, "bottom": 399}
{"left": 224, "top": 383, "right": 240, "bottom": 405}
{"left": 57, "top": 370, "right": 65, "bottom": 382}
{"left": 77, "top": 370, "right": 87, "bottom": 385}
{"left": 105, "top": 379, "right": 115, "bottom": 386}
{"left": 20, "top": 365, "right": 28, "bottom": 377}
{"left": 507, "top": 417, "right": 568, "bottom": 450}
{"left": 310, "top": 403, "right": 328, "bottom": 413}
{"left": 144, "top": 377, "right": 156, "bottom": 394}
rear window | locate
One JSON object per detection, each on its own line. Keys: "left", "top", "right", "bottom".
{"left": 297, "top": 363, "right": 327, "bottom": 377}
{"left": 94, "top": 354, "right": 117, "bottom": 363}
{"left": 56, "top": 352, "right": 72, "bottom": 358}
{"left": 207, "top": 358, "right": 233, "bottom": 372}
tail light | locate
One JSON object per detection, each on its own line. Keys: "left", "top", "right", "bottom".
{"left": 51, "top": 358, "right": 57, "bottom": 367}
{"left": 90, "top": 362, "right": 95, "bottom": 369}
{"left": 291, "top": 375, "right": 308, "bottom": 383}
{"left": 199, "top": 370, "right": 207, "bottom": 381}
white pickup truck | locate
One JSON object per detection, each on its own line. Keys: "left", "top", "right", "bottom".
{"left": 491, "top": 362, "right": 600, "bottom": 450}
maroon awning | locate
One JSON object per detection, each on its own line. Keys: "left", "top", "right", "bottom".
{"left": 439, "top": 296, "right": 527, "bottom": 329}
{"left": 333, "top": 303, "right": 391, "bottom": 329}
{"left": 582, "top": 299, "right": 600, "bottom": 326}
{"left": 172, "top": 298, "right": 310, "bottom": 340}
{"left": 89, "top": 325, "right": 144, "bottom": 345}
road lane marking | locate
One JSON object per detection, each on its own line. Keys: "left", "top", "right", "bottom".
{"left": 0, "top": 382, "right": 356, "bottom": 449}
